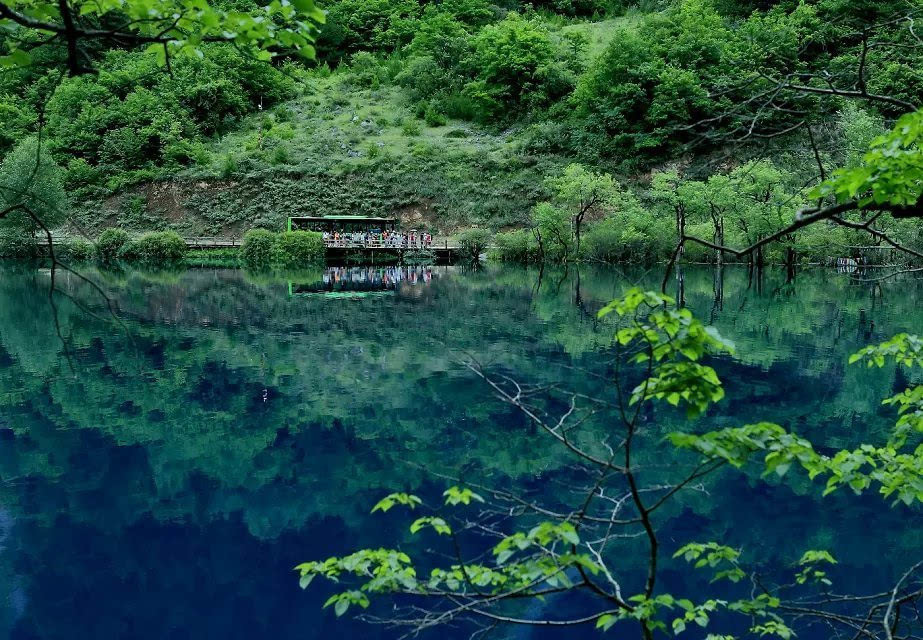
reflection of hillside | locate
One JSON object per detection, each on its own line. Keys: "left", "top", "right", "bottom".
{"left": 0, "top": 265, "right": 921, "bottom": 640}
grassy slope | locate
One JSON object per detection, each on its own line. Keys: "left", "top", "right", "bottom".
{"left": 74, "top": 17, "right": 633, "bottom": 239}
{"left": 560, "top": 15, "right": 635, "bottom": 59}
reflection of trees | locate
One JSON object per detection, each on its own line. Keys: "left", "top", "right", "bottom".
{"left": 0, "top": 264, "right": 921, "bottom": 636}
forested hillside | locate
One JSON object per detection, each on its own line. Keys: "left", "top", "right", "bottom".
{"left": 1, "top": 0, "right": 921, "bottom": 263}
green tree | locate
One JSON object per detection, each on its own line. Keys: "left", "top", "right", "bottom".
{"left": 316, "top": 0, "right": 420, "bottom": 61}
{"left": 456, "top": 227, "right": 492, "bottom": 262}
{"left": 545, "top": 163, "right": 620, "bottom": 255}
{"left": 532, "top": 201, "right": 572, "bottom": 262}
{"left": 407, "top": 7, "right": 472, "bottom": 70}
{"left": 0, "top": 136, "right": 68, "bottom": 232}
{"left": 573, "top": 0, "right": 723, "bottom": 164}
{"left": 465, "top": 13, "right": 557, "bottom": 118}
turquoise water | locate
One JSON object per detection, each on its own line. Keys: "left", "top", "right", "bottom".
{"left": 0, "top": 264, "right": 919, "bottom": 638}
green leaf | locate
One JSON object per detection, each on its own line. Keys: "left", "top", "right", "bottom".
{"left": 443, "top": 486, "right": 485, "bottom": 506}
{"left": 0, "top": 49, "right": 31, "bottom": 68}
{"left": 372, "top": 492, "right": 421, "bottom": 513}
{"left": 596, "top": 614, "right": 618, "bottom": 631}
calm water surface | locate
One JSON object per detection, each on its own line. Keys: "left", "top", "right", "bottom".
{"left": 0, "top": 264, "right": 920, "bottom": 639}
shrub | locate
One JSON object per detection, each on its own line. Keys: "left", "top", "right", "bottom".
{"left": 572, "top": 2, "right": 727, "bottom": 165}
{"left": 64, "top": 157, "right": 102, "bottom": 193}
{"left": 241, "top": 230, "right": 325, "bottom": 268}
{"left": 56, "top": 237, "right": 95, "bottom": 262}
{"left": 0, "top": 229, "right": 38, "bottom": 259}
{"left": 0, "top": 95, "right": 34, "bottom": 156}
{"left": 439, "top": 0, "right": 494, "bottom": 26}
{"left": 240, "top": 228, "right": 283, "bottom": 269}
{"left": 582, "top": 216, "right": 675, "bottom": 264}
{"left": 163, "top": 138, "right": 210, "bottom": 167}
{"left": 346, "top": 52, "right": 388, "bottom": 88}
{"left": 401, "top": 119, "right": 422, "bottom": 136}
{"left": 270, "top": 145, "right": 290, "bottom": 166}
{"left": 396, "top": 56, "right": 458, "bottom": 104}
{"left": 45, "top": 44, "right": 295, "bottom": 182}
{"left": 277, "top": 231, "right": 325, "bottom": 266}
{"left": 424, "top": 103, "right": 448, "bottom": 127}
{"left": 219, "top": 153, "right": 239, "bottom": 177}
{"left": 521, "top": 120, "right": 573, "bottom": 155}
{"left": 121, "top": 231, "right": 187, "bottom": 265}
{"left": 407, "top": 8, "right": 472, "bottom": 68}
{"left": 460, "top": 80, "right": 504, "bottom": 123}
{"left": 490, "top": 229, "right": 539, "bottom": 263}
{"left": 95, "top": 228, "right": 130, "bottom": 263}
{"left": 457, "top": 228, "right": 492, "bottom": 261}
{"left": 440, "top": 93, "right": 480, "bottom": 120}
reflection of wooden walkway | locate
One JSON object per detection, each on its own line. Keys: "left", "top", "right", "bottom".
{"left": 47, "top": 236, "right": 461, "bottom": 263}
{"left": 326, "top": 245, "right": 459, "bottom": 264}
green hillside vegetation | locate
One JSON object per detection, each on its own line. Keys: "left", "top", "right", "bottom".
{"left": 1, "top": 0, "right": 921, "bottom": 264}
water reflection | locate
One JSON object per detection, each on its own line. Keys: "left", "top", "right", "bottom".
{"left": 0, "top": 264, "right": 920, "bottom": 639}
{"left": 290, "top": 265, "right": 439, "bottom": 295}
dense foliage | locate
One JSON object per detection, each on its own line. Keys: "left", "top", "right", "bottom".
{"left": 241, "top": 229, "right": 325, "bottom": 268}
{"left": 0, "top": 228, "right": 38, "bottom": 258}
{"left": 0, "top": 137, "right": 68, "bottom": 231}
{"left": 94, "top": 228, "right": 130, "bottom": 263}
{"left": 120, "top": 231, "right": 188, "bottom": 265}
{"left": 55, "top": 236, "right": 95, "bottom": 262}
{"left": 0, "top": 0, "right": 920, "bottom": 267}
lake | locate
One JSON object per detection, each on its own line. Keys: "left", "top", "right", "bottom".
{"left": 0, "top": 263, "right": 919, "bottom": 639}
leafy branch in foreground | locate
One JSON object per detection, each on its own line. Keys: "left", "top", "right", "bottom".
{"left": 0, "top": 0, "right": 325, "bottom": 75}
{"left": 673, "top": 333, "right": 923, "bottom": 505}
{"left": 295, "top": 288, "right": 923, "bottom": 639}
{"left": 811, "top": 108, "right": 923, "bottom": 214}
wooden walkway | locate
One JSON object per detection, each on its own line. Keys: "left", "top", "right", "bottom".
{"left": 186, "top": 237, "right": 241, "bottom": 248}
{"left": 184, "top": 237, "right": 463, "bottom": 260}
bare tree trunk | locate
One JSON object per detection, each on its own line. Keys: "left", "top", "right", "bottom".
{"left": 711, "top": 263, "right": 724, "bottom": 322}
{"left": 676, "top": 263, "right": 686, "bottom": 308}
{"left": 709, "top": 205, "right": 724, "bottom": 267}
{"left": 532, "top": 227, "right": 545, "bottom": 263}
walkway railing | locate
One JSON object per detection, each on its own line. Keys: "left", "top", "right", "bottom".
{"left": 324, "top": 238, "right": 435, "bottom": 249}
